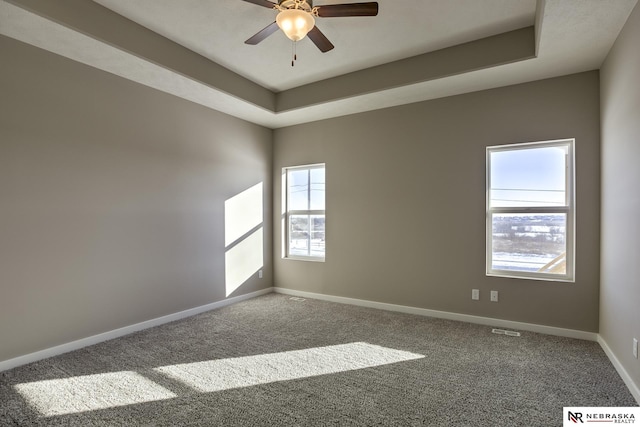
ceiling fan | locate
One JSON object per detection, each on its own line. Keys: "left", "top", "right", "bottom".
{"left": 241, "top": 0, "right": 379, "bottom": 54}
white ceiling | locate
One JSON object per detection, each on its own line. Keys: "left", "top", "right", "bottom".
{"left": 91, "top": 0, "right": 537, "bottom": 92}
{"left": 1, "top": 0, "right": 637, "bottom": 128}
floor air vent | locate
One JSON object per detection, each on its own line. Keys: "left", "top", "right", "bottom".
{"left": 492, "top": 328, "right": 521, "bottom": 337}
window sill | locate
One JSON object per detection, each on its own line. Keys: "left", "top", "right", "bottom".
{"left": 283, "top": 256, "right": 325, "bottom": 263}
{"left": 486, "top": 271, "right": 574, "bottom": 283}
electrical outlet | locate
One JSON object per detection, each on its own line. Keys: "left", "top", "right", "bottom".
{"left": 490, "top": 291, "right": 499, "bottom": 302}
{"left": 472, "top": 289, "right": 480, "bottom": 300}
{"left": 258, "top": 270, "right": 263, "bottom": 279}
{"left": 633, "top": 338, "right": 638, "bottom": 359}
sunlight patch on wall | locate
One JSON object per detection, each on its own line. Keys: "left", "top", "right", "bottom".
{"left": 224, "top": 182, "right": 264, "bottom": 296}
{"left": 154, "top": 342, "right": 424, "bottom": 393}
{"left": 14, "top": 371, "right": 176, "bottom": 417}
{"left": 224, "top": 227, "right": 263, "bottom": 296}
{"left": 224, "top": 182, "right": 263, "bottom": 247}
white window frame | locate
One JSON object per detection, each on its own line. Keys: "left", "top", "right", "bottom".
{"left": 283, "top": 163, "right": 326, "bottom": 261}
{"left": 486, "top": 139, "right": 575, "bottom": 282}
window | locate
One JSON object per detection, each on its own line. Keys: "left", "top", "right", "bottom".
{"left": 283, "top": 164, "right": 325, "bottom": 260}
{"left": 486, "top": 139, "right": 574, "bottom": 281}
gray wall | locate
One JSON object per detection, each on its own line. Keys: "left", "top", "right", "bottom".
{"left": 0, "top": 36, "right": 273, "bottom": 362}
{"left": 600, "top": 4, "right": 640, "bottom": 392}
{"left": 274, "top": 71, "right": 601, "bottom": 332}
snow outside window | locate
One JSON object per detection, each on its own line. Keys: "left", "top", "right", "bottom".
{"left": 486, "top": 139, "right": 575, "bottom": 282}
{"left": 283, "top": 164, "right": 325, "bottom": 261}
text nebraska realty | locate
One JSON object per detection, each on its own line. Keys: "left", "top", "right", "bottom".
{"left": 575, "top": 412, "right": 635, "bottom": 423}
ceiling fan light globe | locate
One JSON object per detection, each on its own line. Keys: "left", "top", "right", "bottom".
{"left": 276, "top": 9, "right": 315, "bottom": 41}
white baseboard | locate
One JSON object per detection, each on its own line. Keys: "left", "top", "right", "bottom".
{"left": 273, "top": 287, "right": 598, "bottom": 341}
{"left": 4, "top": 285, "right": 637, "bottom": 405}
{"left": 0, "top": 287, "right": 273, "bottom": 372}
{"left": 597, "top": 335, "right": 640, "bottom": 405}
{"left": 273, "top": 288, "right": 640, "bottom": 402}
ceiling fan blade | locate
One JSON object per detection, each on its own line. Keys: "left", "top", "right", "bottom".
{"left": 316, "top": 2, "right": 378, "bottom": 17}
{"left": 307, "top": 26, "right": 335, "bottom": 52}
{"left": 245, "top": 21, "right": 279, "bottom": 45}
{"left": 240, "top": 0, "right": 277, "bottom": 9}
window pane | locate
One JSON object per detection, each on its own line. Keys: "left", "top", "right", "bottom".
{"left": 310, "top": 215, "right": 325, "bottom": 257}
{"left": 490, "top": 146, "right": 567, "bottom": 207}
{"left": 491, "top": 213, "right": 566, "bottom": 274}
{"left": 284, "top": 164, "right": 325, "bottom": 260}
{"left": 310, "top": 168, "right": 325, "bottom": 210}
{"left": 288, "top": 169, "right": 309, "bottom": 211}
{"left": 289, "top": 215, "right": 309, "bottom": 256}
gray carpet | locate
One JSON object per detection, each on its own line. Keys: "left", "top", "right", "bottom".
{"left": 0, "top": 293, "right": 636, "bottom": 426}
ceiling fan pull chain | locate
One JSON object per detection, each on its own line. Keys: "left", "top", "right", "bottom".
{"left": 291, "top": 41, "right": 297, "bottom": 67}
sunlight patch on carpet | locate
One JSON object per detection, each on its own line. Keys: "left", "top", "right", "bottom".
{"left": 154, "top": 342, "right": 424, "bottom": 392}
{"left": 13, "top": 343, "right": 423, "bottom": 417}
{"left": 14, "top": 371, "right": 176, "bottom": 416}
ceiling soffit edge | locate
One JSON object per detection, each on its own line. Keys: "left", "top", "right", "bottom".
{"left": 1, "top": 0, "right": 535, "bottom": 115}
{"left": 2, "top": 0, "right": 636, "bottom": 129}
{"left": 2, "top": 0, "right": 276, "bottom": 111}
{"left": 275, "top": 26, "right": 536, "bottom": 112}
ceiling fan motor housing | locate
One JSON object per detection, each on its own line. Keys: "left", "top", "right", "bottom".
{"left": 243, "top": 0, "right": 378, "bottom": 53}
{"left": 278, "top": 0, "right": 313, "bottom": 11}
